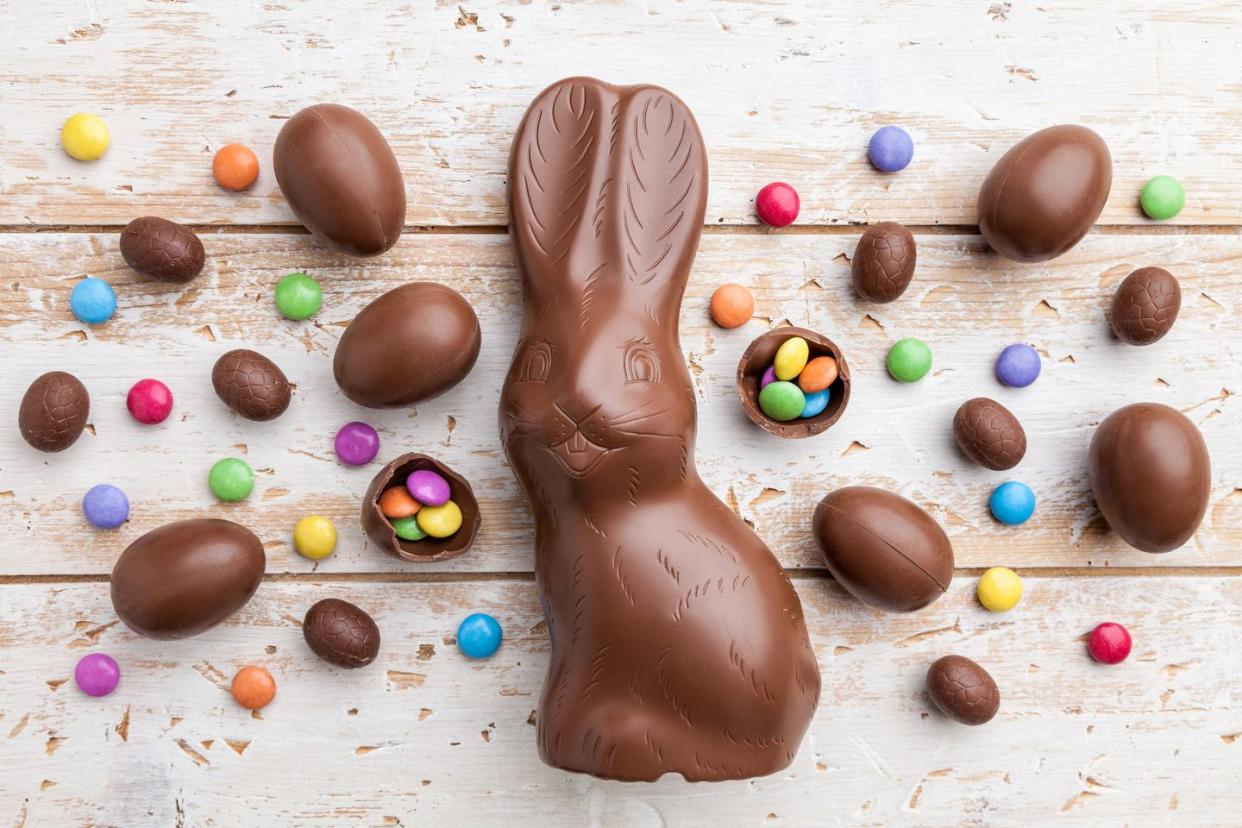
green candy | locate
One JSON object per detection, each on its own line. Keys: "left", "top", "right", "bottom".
{"left": 887, "top": 338, "right": 932, "bottom": 383}
{"left": 391, "top": 515, "right": 427, "bottom": 541}
{"left": 1140, "top": 175, "right": 1184, "bottom": 221}
{"left": 209, "top": 458, "right": 254, "bottom": 502}
{"left": 274, "top": 272, "right": 323, "bottom": 321}
{"left": 758, "top": 380, "right": 806, "bottom": 422}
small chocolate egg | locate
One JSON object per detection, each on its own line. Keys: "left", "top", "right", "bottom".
{"left": 978, "top": 125, "right": 1112, "bottom": 262}
{"left": 273, "top": 104, "right": 405, "bottom": 257}
{"left": 111, "top": 518, "right": 265, "bottom": 639}
{"left": 19, "top": 371, "right": 90, "bottom": 453}
{"left": 303, "top": 598, "right": 381, "bottom": 669}
{"left": 1088, "top": 402, "right": 1210, "bottom": 553}
{"left": 1110, "top": 266, "right": 1181, "bottom": 345}
{"left": 851, "top": 222, "right": 916, "bottom": 302}
{"left": 212, "top": 349, "right": 292, "bottom": 421}
{"left": 334, "top": 282, "right": 480, "bottom": 408}
{"left": 813, "top": 486, "right": 954, "bottom": 612}
{"left": 926, "top": 655, "right": 1000, "bottom": 725}
{"left": 119, "top": 216, "right": 206, "bottom": 284}
{"left": 953, "top": 397, "right": 1026, "bottom": 470}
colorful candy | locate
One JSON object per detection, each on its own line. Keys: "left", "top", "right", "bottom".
{"left": 74, "top": 653, "right": 120, "bottom": 697}
{"left": 1140, "top": 175, "right": 1184, "bottom": 221}
{"left": 801, "top": 388, "right": 830, "bottom": 418}
{"left": 457, "top": 612, "right": 503, "bottom": 659}
{"left": 990, "top": 481, "right": 1036, "bottom": 525}
{"left": 995, "top": 343, "right": 1041, "bottom": 388}
{"left": 773, "top": 336, "right": 809, "bottom": 380}
{"left": 230, "top": 665, "right": 277, "bottom": 710}
{"left": 126, "top": 378, "right": 173, "bottom": 424}
{"left": 391, "top": 515, "right": 427, "bottom": 541}
{"left": 868, "top": 125, "right": 914, "bottom": 173}
{"left": 417, "top": 501, "right": 464, "bottom": 538}
{"left": 61, "top": 113, "right": 110, "bottom": 161}
{"left": 709, "top": 283, "right": 754, "bottom": 329}
{"left": 379, "top": 486, "right": 420, "bottom": 519}
{"left": 70, "top": 277, "right": 116, "bottom": 324}
{"left": 797, "top": 356, "right": 838, "bottom": 393}
{"left": 212, "top": 143, "right": 260, "bottom": 191}
{"left": 209, "top": 457, "right": 255, "bottom": 502}
{"left": 82, "top": 484, "right": 129, "bottom": 529}
{"left": 759, "top": 365, "right": 777, "bottom": 389}
{"left": 334, "top": 421, "right": 379, "bottom": 466}
{"left": 274, "top": 272, "right": 323, "bottom": 321}
{"left": 887, "top": 337, "right": 932, "bottom": 383}
{"left": 406, "top": 470, "right": 451, "bottom": 507}
{"left": 755, "top": 182, "right": 800, "bottom": 228}
{"left": 976, "top": 566, "right": 1023, "bottom": 612}
{"left": 753, "top": 335, "right": 845, "bottom": 424}
{"left": 1088, "top": 622, "right": 1132, "bottom": 664}
{"left": 293, "top": 515, "right": 337, "bottom": 561}
{"left": 759, "top": 381, "right": 805, "bottom": 422}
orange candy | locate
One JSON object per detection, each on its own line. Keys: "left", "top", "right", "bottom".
{"left": 709, "top": 283, "right": 754, "bottom": 329}
{"left": 230, "top": 666, "right": 276, "bottom": 710}
{"left": 212, "top": 143, "right": 260, "bottom": 191}
{"left": 798, "top": 356, "right": 839, "bottom": 393}
{"left": 379, "top": 486, "right": 420, "bottom": 519}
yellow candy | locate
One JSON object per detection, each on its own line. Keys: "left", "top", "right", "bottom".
{"left": 417, "top": 500, "right": 463, "bottom": 538}
{"left": 61, "top": 113, "right": 110, "bottom": 161}
{"left": 293, "top": 515, "right": 337, "bottom": 561}
{"left": 773, "top": 336, "right": 809, "bottom": 381}
{"left": 977, "top": 566, "right": 1022, "bottom": 612}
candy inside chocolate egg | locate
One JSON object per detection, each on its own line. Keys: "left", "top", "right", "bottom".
{"left": 361, "top": 453, "right": 480, "bottom": 562}
{"left": 736, "top": 327, "right": 850, "bottom": 438}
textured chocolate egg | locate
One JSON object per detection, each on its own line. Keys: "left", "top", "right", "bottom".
{"left": 334, "top": 282, "right": 481, "bottom": 408}
{"left": 273, "top": 104, "right": 405, "bottom": 257}
{"left": 953, "top": 397, "right": 1026, "bottom": 470}
{"left": 978, "top": 125, "right": 1112, "bottom": 262}
{"left": 303, "top": 598, "right": 381, "bottom": 668}
{"left": 212, "top": 349, "right": 292, "bottom": 421}
{"left": 1110, "top": 267, "right": 1181, "bottom": 345}
{"left": 19, "top": 371, "right": 89, "bottom": 453}
{"left": 111, "top": 518, "right": 265, "bottom": 639}
{"left": 926, "top": 655, "right": 1000, "bottom": 725}
{"left": 1088, "top": 403, "right": 1210, "bottom": 553}
{"left": 813, "top": 486, "right": 954, "bottom": 612}
{"left": 120, "top": 216, "right": 205, "bottom": 283}
{"left": 851, "top": 222, "right": 916, "bottom": 302}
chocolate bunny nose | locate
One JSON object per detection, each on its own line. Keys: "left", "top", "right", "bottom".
{"left": 554, "top": 399, "right": 601, "bottom": 427}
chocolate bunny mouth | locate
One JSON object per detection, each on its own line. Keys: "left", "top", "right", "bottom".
{"left": 547, "top": 430, "right": 611, "bottom": 478}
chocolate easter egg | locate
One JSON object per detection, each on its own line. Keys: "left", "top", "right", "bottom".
{"left": 851, "top": 222, "right": 916, "bottom": 302}
{"left": 303, "top": 598, "right": 381, "bottom": 668}
{"left": 978, "top": 125, "right": 1112, "bottom": 262}
{"left": 120, "top": 216, "right": 205, "bottom": 283}
{"left": 1110, "top": 266, "right": 1181, "bottom": 345}
{"left": 926, "top": 655, "right": 1000, "bottom": 725}
{"left": 953, "top": 397, "right": 1026, "bottom": 471}
{"left": 1088, "top": 403, "right": 1210, "bottom": 553}
{"left": 212, "top": 349, "right": 292, "bottom": 421}
{"left": 273, "top": 104, "right": 405, "bottom": 256}
{"left": 19, "top": 371, "right": 89, "bottom": 453}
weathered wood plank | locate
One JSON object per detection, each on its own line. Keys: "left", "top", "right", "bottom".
{"left": 1, "top": 576, "right": 1239, "bottom": 825}
{"left": 2, "top": 1, "right": 1238, "bottom": 226}
{"left": 1, "top": 231, "right": 1238, "bottom": 574}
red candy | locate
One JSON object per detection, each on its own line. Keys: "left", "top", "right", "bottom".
{"left": 126, "top": 378, "right": 173, "bottom": 425}
{"left": 1087, "top": 622, "right": 1132, "bottom": 664}
{"left": 755, "top": 182, "right": 800, "bottom": 228}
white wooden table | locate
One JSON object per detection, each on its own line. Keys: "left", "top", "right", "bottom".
{"left": 2, "top": 2, "right": 1239, "bottom": 825}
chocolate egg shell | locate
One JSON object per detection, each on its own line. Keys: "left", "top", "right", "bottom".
{"left": 978, "top": 125, "right": 1112, "bottom": 262}
{"left": 303, "top": 598, "right": 381, "bottom": 668}
{"left": 334, "top": 282, "right": 481, "bottom": 408}
{"left": 19, "top": 371, "right": 89, "bottom": 453}
{"left": 926, "top": 655, "right": 1000, "bottom": 725}
{"left": 851, "top": 222, "right": 916, "bottom": 303}
{"left": 1088, "top": 403, "right": 1210, "bottom": 553}
{"left": 111, "top": 518, "right": 265, "bottom": 640}
{"left": 212, "top": 348, "right": 292, "bottom": 421}
{"left": 737, "top": 327, "right": 850, "bottom": 438}
{"left": 953, "top": 397, "right": 1026, "bottom": 471}
{"left": 813, "top": 486, "right": 953, "bottom": 611}
{"left": 362, "top": 453, "right": 480, "bottom": 562}
{"left": 119, "top": 216, "right": 205, "bottom": 284}
{"left": 273, "top": 104, "right": 405, "bottom": 257}
{"left": 1110, "top": 267, "right": 1181, "bottom": 346}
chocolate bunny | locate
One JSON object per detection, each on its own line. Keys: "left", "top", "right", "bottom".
{"left": 500, "top": 78, "right": 820, "bottom": 781}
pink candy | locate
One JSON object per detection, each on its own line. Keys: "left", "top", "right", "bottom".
{"left": 755, "top": 182, "right": 800, "bottom": 228}
{"left": 1088, "top": 622, "right": 1132, "bottom": 665}
{"left": 126, "top": 378, "right": 173, "bottom": 425}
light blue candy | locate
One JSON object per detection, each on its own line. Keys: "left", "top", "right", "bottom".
{"left": 990, "top": 481, "right": 1035, "bottom": 525}
{"left": 801, "top": 388, "right": 830, "bottom": 418}
{"left": 457, "top": 612, "right": 502, "bottom": 659}
{"left": 70, "top": 277, "right": 116, "bottom": 324}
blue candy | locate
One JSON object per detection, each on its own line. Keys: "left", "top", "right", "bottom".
{"left": 801, "top": 388, "right": 830, "bottom": 418}
{"left": 70, "top": 277, "right": 116, "bottom": 324}
{"left": 457, "top": 612, "right": 502, "bottom": 659}
{"left": 82, "top": 484, "right": 129, "bottom": 529}
{"left": 990, "top": 481, "right": 1035, "bottom": 525}
{"left": 995, "top": 343, "right": 1041, "bottom": 388}
{"left": 869, "top": 125, "right": 914, "bottom": 173}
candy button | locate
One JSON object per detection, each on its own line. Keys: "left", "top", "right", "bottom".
{"left": 1140, "top": 175, "right": 1184, "bottom": 221}
{"left": 406, "top": 470, "right": 451, "bottom": 506}
{"left": 990, "top": 481, "right": 1035, "bottom": 525}
{"left": 995, "top": 343, "right": 1041, "bottom": 388}
{"left": 82, "top": 484, "right": 129, "bottom": 529}
{"left": 801, "top": 388, "right": 830, "bottom": 418}
{"left": 1088, "top": 622, "right": 1132, "bottom": 664}
{"left": 758, "top": 381, "right": 805, "bottom": 422}
{"left": 334, "top": 421, "right": 379, "bottom": 466}
{"left": 710, "top": 284, "right": 754, "bottom": 329}
{"left": 212, "top": 143, "right": 260, "bottom": 191}
{"left": 209, "top": 458, "right": 254, "bottom": 502}
{"left": 379, "top": 486, "right": 420, "bottom": 519}
{"left": 773, "top": 336, "right": 809, "bottom": 380}
{"left": 755, "top": 182, "right": 799, "bottom": 228}
{"left": 887, "top": 338, "right": 932, "bottom": 382}
{"left": 70, "top": 277, "right": 116, "bottom": 324}
{"left": 274, "top": 272, "right": 323, "bottom": 321}
{"left": 417, "top": 501, "right": 463, "bottom": 538}
{"left": 457, "top": 612, "right": 502, "bottom": 659}
{"left": 293, "top": 515, "right": 337, "bottom": 561}
{"left": 230, "top": 666, "right": 276, "bottom": 710}
{"left": 798, "top": 356, "right": 838, "bottom": 393}
{"left": 869, "top": 125, "right": 914, "bottom": 173}
{"left": 977, "top": 566, "right": 1022, "bottom": 612}
{"left": 61, "top": 113, "right": 110, "bottom": 161}
{"left": 126, "top": 378, "right": 173, "bottom": 425}
{"left": 391, "top": 515, "right": 427, "bottom": 541}
{"left": 75, "top": 653, "right": 120, "bottom": 697}
{"left": 759, "top": 365, "right": 777, "bottom": 390}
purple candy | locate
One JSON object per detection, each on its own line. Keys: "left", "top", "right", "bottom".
{"left": 75, "top": 653, "right": 120, "bottom": 697}
{"left": 406, "top": 469, "right": 451, "bottom": 506}
{"left": 995, "top": 343, "right": 1042, "bottom": 388}
{"left": 82, "top": 484, "right": 129, "bottom": 530}
{"left": 334, "top": 421, "right": 380, "bottom": 466}
{"left": 869, "top": 125, "right": 914, "bottom": 173}
{"left": 759, "top": 365, "right": 777, "bottom": 389}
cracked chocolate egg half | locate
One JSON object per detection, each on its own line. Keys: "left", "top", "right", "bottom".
{"left": 737, "top": 326, "right": 851, "bottom": 438}
{"left": 361, "top": 453, "right": 480, "bottom": 563}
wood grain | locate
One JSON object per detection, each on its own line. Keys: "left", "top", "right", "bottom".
{"left": 3, "top": 1, "right": 1239, "bottom": 226}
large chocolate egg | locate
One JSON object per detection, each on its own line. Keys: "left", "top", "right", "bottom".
{"left": 273, "top": 104, "right": 405, "bottom": 256}
{"left": 813, "top": 486, "right": 954, "bottom": 612}
{"left": 977, "top": 125, "right": 1111, "bottom": 262}
{"left": 1088, "top": 403, "right": 1210, "bottom": 553}
{"left": 111, "top": 518, "right": 265, "bottom": 639}
{"left": 19, "top": 371, "right": 89, "bottom": 453}
{"left": 334, "top": 282, "right": 481, "bottom": 408}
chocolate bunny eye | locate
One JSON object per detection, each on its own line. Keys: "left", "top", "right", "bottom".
{"left": 519, "top": 340, "right": 552, "bottom": 383}
{"left": 622, "top": 339, "right": 661, "bottom": 384}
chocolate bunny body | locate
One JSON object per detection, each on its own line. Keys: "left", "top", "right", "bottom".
{"left": 500, "top": 78, "right": 820, "bottom": 781}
